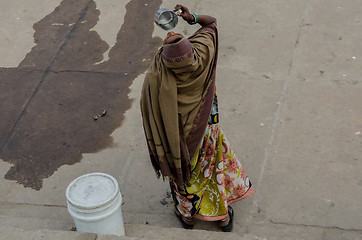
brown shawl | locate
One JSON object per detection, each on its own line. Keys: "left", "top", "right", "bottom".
{"left": 140, "top": 24, "right": 218, "bottom": 186}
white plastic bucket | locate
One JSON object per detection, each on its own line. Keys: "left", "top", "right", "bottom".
{"left": 66, "top": 172, "right": 125, "bottom": 236}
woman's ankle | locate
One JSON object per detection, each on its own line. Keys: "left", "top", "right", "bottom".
{"left": 219, "top": 214, "right": 230, "bottom": 227}
{"left": 182, "top": 216, "right": 195, "bottom": 225}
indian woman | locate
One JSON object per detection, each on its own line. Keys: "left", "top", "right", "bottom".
{"left": 140, "top": 4, "right": 254, "bottom": 232}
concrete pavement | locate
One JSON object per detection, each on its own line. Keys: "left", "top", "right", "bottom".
{"left": 1, "top": 0, "right": 361, "bottom": 239}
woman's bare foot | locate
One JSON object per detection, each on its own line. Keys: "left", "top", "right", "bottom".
{"left": 182, "top": 215, "right": 195, "bottom": 226}
{"left": 220, "top": 206, "right": 234, "bottom": 232}
{"left": 175, "top": 210, "right": 195, "bottom": 229}
{"left": 219, "top": 214, "right": 230, "bottom": 227}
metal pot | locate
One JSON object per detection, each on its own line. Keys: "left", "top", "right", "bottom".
{"left": 154, "top": 8, "right": 182, "bottom": 31}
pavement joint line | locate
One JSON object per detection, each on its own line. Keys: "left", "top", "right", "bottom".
{"left": 14, "top": 69, "right": 362, "bottom": 83}
{"left": 288, "top": 0, "right": 312, "bottom": 75}
{"left": 269, "top": 219, "right": 362, "bottom": 232}
{"left": 116, "top": 137, "right": 136, "bottom": 185}
{"left": 16, "top": 68, "right": 145, "bottom": 76}
{"left": 15, "top": 68, "right": 133, "bottom": 75}
{"left": 0, "top": 0, "right": 93, "bottom": 153}
{"left": 0, "top": 201, "right": 67, "bottom": 208}
{"left": 115, "top": 71, "right": 151, "bottom": 185}
{"left": 249, "top": 0, "right": 312, "bottom": 216}
{"left": 49, "top": 70, "right": 132, "bottom": 75}
{"left": 0, "top": 201, "right": 174, "bottom": 216}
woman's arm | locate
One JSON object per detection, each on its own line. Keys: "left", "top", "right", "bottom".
{"left": 175, "top": 4, "right": 216, "bottom": 27}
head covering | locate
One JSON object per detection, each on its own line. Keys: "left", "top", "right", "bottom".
{"left": 161, "top": 37, "right": 193, "bottom": 63}
{"left": 140, "top": 24, "right": 218, "bottom": 186}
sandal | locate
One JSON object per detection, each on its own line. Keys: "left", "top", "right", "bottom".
{"left": 220, "top": 206, "right": 234, "bottom": 232}
{"left": 175, "top": 210, "right": 195, "bottom": 229}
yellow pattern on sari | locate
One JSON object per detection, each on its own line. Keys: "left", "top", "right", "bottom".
{"left": 171, "top": 122, "right": 254, "bottom": 221}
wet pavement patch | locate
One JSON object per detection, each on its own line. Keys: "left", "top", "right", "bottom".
{"left": 0, "top": 0, "right": 162, "bottom": 190}
{"left": 19, "top": 0, "right": 91, "bottom": 69}
{"left": 160, "top": 191, "right": 172, "bottom": 206}
{"left": 0, "top": 69, "right": 43, "bottom": 149}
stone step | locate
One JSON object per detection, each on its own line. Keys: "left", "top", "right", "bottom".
{"left": 0, "top": 209, "right": 260, "bottom": 240}
{"left": 6, "top": 203, "right": 359, "bottom": 240}
{"left": 0, "top": 226, "right": 97, "bottom": 240}
{"left": 3, "top": 214, "right": 362, "bottom": 240}
{"left": 0, "top": 224, "right": 264, "bottom": 240}
{"left": 0, "top": 208, "right": 292, "bottom": 240}
{"left": 0, "top": 214, "right": 75, "bottom": 232}
{"left": 120, "top": 224, "right": 251, "bottom": 240}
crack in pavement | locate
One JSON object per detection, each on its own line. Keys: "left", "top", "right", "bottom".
{"left": 250, "top": 0, "right": 312, "bottom": 216}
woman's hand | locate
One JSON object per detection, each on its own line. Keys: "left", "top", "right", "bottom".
{"left": 174, "top": 4, "right": 217, "bottom": 27}
{"left": 174, "top": 4, "right": 194, "bottom": 23}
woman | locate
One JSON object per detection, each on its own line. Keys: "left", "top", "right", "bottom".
{"left": 140, "top": 4, "right": 254, "bottom": 232}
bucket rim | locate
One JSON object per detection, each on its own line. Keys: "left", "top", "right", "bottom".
{"left": 66, "top": 172, "right": 120, "bottom": 210}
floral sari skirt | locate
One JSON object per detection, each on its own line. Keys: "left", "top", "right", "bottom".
{"left": 170, "top": 122, "right": 254, "bottom": 221}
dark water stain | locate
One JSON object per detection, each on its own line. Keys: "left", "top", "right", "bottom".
{"left": 19, "top": 0, "right": 92, "bottom": 69}
{"left": 160, "top": 190, "right": 172, "bottom": 206}
{"left": 0, "top": 69, "right": 43, "bottom": 148}
{"left": 0, "top": 0, "right": 162, "bottom": 190}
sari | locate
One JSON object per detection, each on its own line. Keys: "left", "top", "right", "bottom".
{"left": 140, "top": 23, "right": 254, "bottom": 221}
{"left": 170, "top": 94, "right": 254, "bottom": 220}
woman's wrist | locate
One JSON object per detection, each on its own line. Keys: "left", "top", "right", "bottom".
{"left": 187, "top": 13, "right": 198, "bottom": 25}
